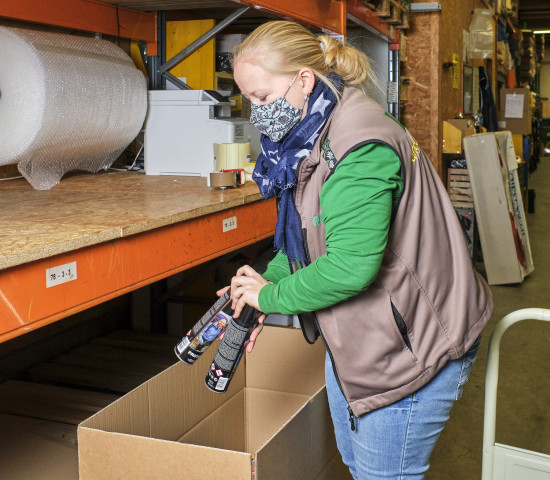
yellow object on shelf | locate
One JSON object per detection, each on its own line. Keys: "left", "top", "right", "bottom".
{"left": 442, "top": 119, "right": 476, "bottom": 154}
{"left": 165, "top": 19, "right": 215, "bottom": 90}
{"left": 512, "top": 134, "right": 523, "bottom": 160}
{"left": 244, "top": 161, "right": 256, "bottom": 183}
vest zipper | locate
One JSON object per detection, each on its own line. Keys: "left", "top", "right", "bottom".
{"left": 294, "top": 155, "right": 356, "bottom": 431}
{"left": 347, "top": 406, "right": 356, "bottom": 431}
{"left": 313, "top": 313, "right": 356, "bottom": 431}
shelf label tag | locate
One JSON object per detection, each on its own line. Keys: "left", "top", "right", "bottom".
{"left": 223, "top": 216, "right": 237, "bottom": 232}
{"left": 46, "top": 261, "right": 77, "bottom": 288}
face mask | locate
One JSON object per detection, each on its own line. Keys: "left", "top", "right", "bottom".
{"left": 249, "top": 73, "right": 307, "bottom": 143}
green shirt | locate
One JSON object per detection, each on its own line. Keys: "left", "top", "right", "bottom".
{"left": 259, "top": 142, "right": 402, "bottom": 314}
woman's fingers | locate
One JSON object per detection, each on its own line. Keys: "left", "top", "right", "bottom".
{"left": 216, "top": 285, "right": 230, "bottom": 297}
{"left": 246, "top": 321, "right": 264, "bottom": 353}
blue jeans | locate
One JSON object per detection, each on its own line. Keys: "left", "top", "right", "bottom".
{"left": 325, "top": 338, "right": 480, "bottom": 480}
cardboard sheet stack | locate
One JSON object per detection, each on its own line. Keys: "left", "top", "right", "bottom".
{"left": 463, "top": 132, "right": 534, "bottom": 285}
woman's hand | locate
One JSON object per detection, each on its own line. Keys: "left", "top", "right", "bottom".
{"left": 219, "top": 265, "right": 270, "bottom": 353}
{"left": 245, "top": 313, "right": 266, "bottom": 353}
{"left": 230, "top": 264, "right": 269, "bottom": 316}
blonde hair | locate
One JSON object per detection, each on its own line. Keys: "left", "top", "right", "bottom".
{"left": 232, "top": 21, "right": 375, "bottom": 97}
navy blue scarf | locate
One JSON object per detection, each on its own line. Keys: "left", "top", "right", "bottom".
{"left": 252, "top": 73, "right": 342, "bottom": 262}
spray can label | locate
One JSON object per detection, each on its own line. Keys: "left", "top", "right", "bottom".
{"left": 174, "top": 291, "right": 231, "bottom": 365}
{"left": 205, "top": 319, "right": 251, "bottom": 393}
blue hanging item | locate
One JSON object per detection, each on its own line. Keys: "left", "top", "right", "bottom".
{"left": 478, "top": 66, "right": 498, "bottom": 132}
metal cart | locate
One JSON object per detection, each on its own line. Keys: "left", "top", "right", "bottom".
{"left": 482, "top": 308, "right": 550, "bottom": 479}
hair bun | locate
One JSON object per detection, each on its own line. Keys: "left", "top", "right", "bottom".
{"left": 318, "top": 34, "right": 369, "bottom": 86}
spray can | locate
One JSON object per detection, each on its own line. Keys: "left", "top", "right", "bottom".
{"left": 205, "top": 304, "right": 258, "bottom": 393}
{"left": 174, "top": 290, "right": 232, "bottom": 365}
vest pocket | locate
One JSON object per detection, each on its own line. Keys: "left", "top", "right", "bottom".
{"left": 302, "top": 227, "right": 312, "bottom": 264}
{"left": 391, "top": 301, "right": 413, "bottom": 352}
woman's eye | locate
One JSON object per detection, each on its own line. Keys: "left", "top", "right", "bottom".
{"left": 258, "top": 96, "right": 267, "bottom": 102}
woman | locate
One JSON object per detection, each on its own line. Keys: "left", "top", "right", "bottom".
{"left": 225, "top": 20, "right": 493, "bottom": 480}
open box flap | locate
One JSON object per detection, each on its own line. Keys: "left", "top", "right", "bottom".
{"left": 246, "top": 326, "right": 325, "bottom": 396}
{"left": 254, "top": 385, "right": 338, "bottom": 480}
{"left": 78, "top": 427, "right": 252, "bottom": 480}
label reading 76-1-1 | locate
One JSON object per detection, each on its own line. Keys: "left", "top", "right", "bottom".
{"left": 46, "top": 261, "right": 77, "bottom": 288}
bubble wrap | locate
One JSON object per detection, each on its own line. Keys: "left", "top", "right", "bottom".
{"left": 0, "top": 26, "right": 147, "bottom": 190}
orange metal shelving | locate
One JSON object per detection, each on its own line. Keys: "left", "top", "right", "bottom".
{"left": 0, "top": 199, "right": 276, "bottom": 343}
{"left": 0, "top": 0, "right": 158, "bottom": 55}
{"left": 236, "top": 0, "right": 346, "bottom": 35}
{"left": 347, "top": 0, "right": 397, "bottom": 42}
{"left": 0, "top": 0, "right": 402, "bottom": 343}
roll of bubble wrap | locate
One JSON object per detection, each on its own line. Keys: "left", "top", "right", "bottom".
{"left": 0, "top": 26, "right": 147, "bottom": 190}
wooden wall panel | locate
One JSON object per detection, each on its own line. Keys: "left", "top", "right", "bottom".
{"left": 402, "top": 0, "right": 494, "bottom": 178}
{"left": 401, "top": 12, "right": 440, "bottom": 174}
{"left": 439, "top": 0, "right": 491, "bottom": 124}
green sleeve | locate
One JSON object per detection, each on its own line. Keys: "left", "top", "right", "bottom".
{"left": 258, "top": 143, "right": 402, "bottom": 314}
{"left": 261, "top": 250, "right": 291, "bottom": 283}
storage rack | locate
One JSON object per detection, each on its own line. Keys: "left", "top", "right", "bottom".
{"left": 0, "top": 0, "right": 402, "bottom": 344}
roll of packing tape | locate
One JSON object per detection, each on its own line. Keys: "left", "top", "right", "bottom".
{"left": 210, "top": 171, "right": 238, "bottom": 188}
{"left": 0, "top": 26, "right": 147, "bottom": 189}
{"left": 214, "top": 143, "right": 251, "bottom": 171}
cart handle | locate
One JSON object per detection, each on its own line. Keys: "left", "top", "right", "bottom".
{"left": 482, "top": 308, "right": 550, "bottom": 480}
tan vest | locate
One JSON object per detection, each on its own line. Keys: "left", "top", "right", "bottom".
{"left": 294, "top": 87, "right": 493, "bottom": 416}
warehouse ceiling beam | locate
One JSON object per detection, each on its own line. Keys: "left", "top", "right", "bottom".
{"left": 0, "top": 0, "right": 157, "bottom": 54}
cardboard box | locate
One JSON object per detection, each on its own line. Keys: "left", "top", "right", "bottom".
{"left": 78, "top": 326, "right": 351, "bottom": 480}
{"left": 497, "top": 109, "right": 532, "bottom": 135}
{"left": 442, "top": 120, "right": 476, "bottom": 154}
{"left": 499, "top": 88, "right": 530, "bottom": 114}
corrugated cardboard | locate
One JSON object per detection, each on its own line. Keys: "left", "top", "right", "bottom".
{"left": 463, "top": 132, "right": 534, "bottom": 285}
{"left": 499, "top": 88, "right": 530, "bottom": 114}
{"left": 497, "top": 88, "right": 532, "bottom": 135}
{"left": 497, "top": 109, "right": 532, "bottom": 135}
{"left": 78, "top": 326, "right": 352, "bottom": 480}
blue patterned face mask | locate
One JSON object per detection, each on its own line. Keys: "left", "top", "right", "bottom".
{"left": 249, "top": 73, "right": 307, "bottom": 142}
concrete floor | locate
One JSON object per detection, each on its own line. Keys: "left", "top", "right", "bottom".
{"left": 427, "top": 155, "right": 550, "bottom": 479}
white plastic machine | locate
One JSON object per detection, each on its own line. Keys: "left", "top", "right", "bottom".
{"left": 144, "top": 90, "right": 261, "bottom": 184}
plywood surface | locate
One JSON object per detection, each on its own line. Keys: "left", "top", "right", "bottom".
{"left": 0, "top": 171, "right": 264, "bottom": 271}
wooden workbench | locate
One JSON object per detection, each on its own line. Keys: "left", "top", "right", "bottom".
{"left": 0, "top": 171, "right": 276, "bottom": 342}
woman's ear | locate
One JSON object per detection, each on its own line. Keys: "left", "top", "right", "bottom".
{"left": 298, "top": 67, "right": 316, "bottom": 96}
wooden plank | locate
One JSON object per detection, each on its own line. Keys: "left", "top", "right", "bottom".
{"left": 68, "top": 343, "right": 175, "bottom": 368}
{"left": 52, "top": 352, "right": 171, "bottom": 377}
{"left": 26, "top": 362, "right": 154, "bottom": 394}
{"left": 448, "top": 180, "right": 471, "bottom": 188}
{"left": 0, "top": 413, "right": 78, "bottom": 480}
{"left": 0, "top": 173, "right": 277, "bottom": 343}
{"left": 104, "top": 329, "right": 180, "bottom": 347}
{"left": 0, "top": 380, "right": 118, "bottom": 425}
{"left": 451, "top": 201, "right": 474, "bottom": 209}
{"left": 91, "top": 336, "right": 177, "bottom": 356}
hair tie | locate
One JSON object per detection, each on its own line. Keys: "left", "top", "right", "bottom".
{"left": 319, "top": 41, "right": 325, "bottom": 53}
